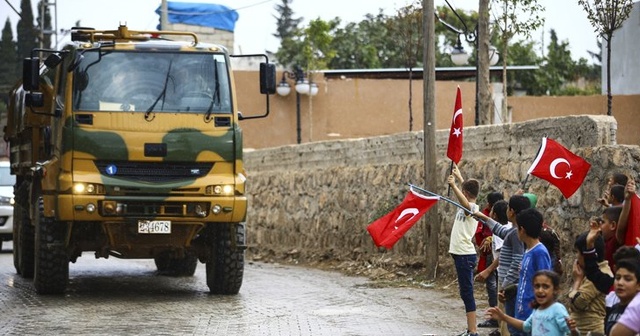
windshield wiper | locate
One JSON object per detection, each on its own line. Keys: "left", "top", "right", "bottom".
{"left": 145, "top": 59, "right": 174, "bottom": 120}
{"left": 204, "top": 59, "right": 221, "bottom": 122}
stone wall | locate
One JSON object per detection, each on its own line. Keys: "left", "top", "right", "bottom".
{"left": 244, "top": 115, "right": 640, "bottom": 269}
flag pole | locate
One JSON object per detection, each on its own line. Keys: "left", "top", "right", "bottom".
{"left": 409, "top": 183, "right": 474, "bottom": 216}
{"left": 521, "top": 174, "right": 530, "bottom": 191}
{"left": 522, "top": 136, "right": 545, "bottom": 192}
{"left": 447, "top": 160, "right": 454, "bottom": 196}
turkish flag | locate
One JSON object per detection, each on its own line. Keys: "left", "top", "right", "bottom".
{"left": 446, "top": 87, "right": 464, "bottom": 164}
{"left": 527, "top": 137, "right": 591, "bottom": 198}
{"left": 367, "top": 188, "right": 439, "bottom": 249}
{"left": 624, "top": 194, "right": 640, "bottom": 247}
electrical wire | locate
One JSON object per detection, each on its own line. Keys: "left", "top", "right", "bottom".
{"left": 160, "top": 0, "right": 275, "bottom": 16}
{"left": 3, "top": 0, "right": 21, "bottom": 18}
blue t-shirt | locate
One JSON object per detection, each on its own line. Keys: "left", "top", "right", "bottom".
{"left": 522, "top": 302, "right": 571, "bottom": 336}
{"left": 516, "top": 242, "right": 552, "bottom": 320}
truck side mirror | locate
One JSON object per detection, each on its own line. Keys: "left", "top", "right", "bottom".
{"left": 44, "top": 53, "right": 63, "bottom": 69}
{"left": 259, "top": 63, "right": 276, "bottom": 95}
{"left": 25, "top": 92, "right": 44, "bottom": 107}
{"left": 23, "top": 57, "right": 40, "bottom": 91}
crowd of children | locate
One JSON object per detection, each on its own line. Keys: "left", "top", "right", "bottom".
{"left": 444, "top": 165, "right": 640, "bottom": 336}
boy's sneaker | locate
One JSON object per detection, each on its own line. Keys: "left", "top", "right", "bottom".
{"left": 478, "top": 319, "right": 499, "bottom": 328}
{"left": 488, "top": 329, "right": 501, "bottom": 336}
{"left": 456, "top": 331, "right": 479, "bottom": 336}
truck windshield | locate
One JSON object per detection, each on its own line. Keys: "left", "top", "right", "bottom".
{"left": 72, "top": 51, "right": 232, "bottom": 114}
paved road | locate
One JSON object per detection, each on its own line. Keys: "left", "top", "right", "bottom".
{"left": 0, "top": 243, "right": 467, "bottom": 336}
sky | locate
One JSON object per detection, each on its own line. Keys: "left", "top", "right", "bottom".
{"left": 0, "top": 0, "right": 599, "bottom": 62}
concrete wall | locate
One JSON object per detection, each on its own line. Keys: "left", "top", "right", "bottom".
{"left": 233, "top": 71, "right": 640, "bottom": 150}
{"left": 243, "top": 115, "right": 639, "bottom": 266}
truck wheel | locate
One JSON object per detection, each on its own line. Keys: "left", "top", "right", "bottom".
{"left": 17, "top": 206, "right": 35, "bottom": 278}
{"left": 206, "top": 223, "right": 245, "bottom": 295}
{"left": 33, "top": 200, "right": 69, "bottom": 294}
{"left": 154, "top": 253, "right": 198, "bottom": 276}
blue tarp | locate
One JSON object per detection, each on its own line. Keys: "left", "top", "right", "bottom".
{"left": 156, "top": 2, "right": 239, "bottom": 32}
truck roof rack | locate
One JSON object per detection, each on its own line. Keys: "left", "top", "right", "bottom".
{"left": 70, "top": 24, "right": 199, "bottom": 45}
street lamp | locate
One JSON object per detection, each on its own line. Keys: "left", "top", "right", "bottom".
{"left": 450, "top": 36, "right": 470, "bottom": 66}
{"left": 436, "top": 1, "right": 499, "bottom": 126}
{"left": 276, "top": 66, "right": 318, "bottom": 144}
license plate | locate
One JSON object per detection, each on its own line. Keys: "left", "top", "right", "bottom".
{"left": 138, "top": 220, "right": 171, "bottom": 234}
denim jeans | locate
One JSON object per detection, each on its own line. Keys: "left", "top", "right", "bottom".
{"left": 485, "top": 254, "right": 498, "bottom": 308}
{"left": 505, "top": 295, "right": 527, "bottom": 336}
{"left": 452, "top": 253, "right": 477, "bottom": 313}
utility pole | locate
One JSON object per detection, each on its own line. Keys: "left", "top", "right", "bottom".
{"left": 477, "top": 0, "right": 492, "bottom": 125}
{"left": 161, "top": 0, "right": 169, "bottom": 30}
{"left": 423, "top": 0, "right": 439, "bottom": 280}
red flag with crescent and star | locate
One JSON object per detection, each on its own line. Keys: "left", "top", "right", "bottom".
{"left": 367, "top": 188, "right": 439, "bottom": 249}
{"left": 527, "top": 137, "right": 591, "bottom": 198}
{"left": 446, "top": 87, "right": 464, "bottom": 164}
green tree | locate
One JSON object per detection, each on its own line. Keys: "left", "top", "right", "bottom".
{"left": 540, "top": 29, "right": 574, "bottom": 95}
{"left": 273, "top": 0, "right": 303, "bottom": 68}
{"left": 329, "top": 21, "right": 380, "bottom": 69}
{"left": 329, "top": 11, "right": 391, "bottom": 69}
{"left": 498, "top": 40, "right": 543, "bottom": 96}
{"left": 509, "top": 31, "right": 599, "bottom": 97}
{"left": 327, "top": 6, "right": 455, "bottom": 70}
{"left": 492, "top": 0, "right": 545, "bottom": 122}
{"left": 388, "top": 1, "right": 423, "bottom": 131}
{"left": 434, "top": 5, "right": 478, "bottom": 51}
{"left": 0, "top": 18, "right": 19, "bottom": 90}
{"left": 300, "top": 18, "right": 337, "bottom": 75}
{"left": 300, "top": 5, "right": 462, "bottom": 70}
{"left": 17, "top": 0, "right": 37, "bottom": 59}
{"left": 588, "top": 39, "right": 602, "bottom": 64}
{"left": 298, "top": 18, "right": 337, "bottom": 142}
{"left": 578, "top": 0, "right": 634, "bottom": 115}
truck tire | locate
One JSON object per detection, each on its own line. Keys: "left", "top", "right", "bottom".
{"left": 206, "top": 223, "right": 245, "bottom": 295}
{"left": 154, "top": 253, "right": 198, "bottom": 276}
{"left": 33, "top": 200, "right": 69, "bottom": 294}
{"left": 17, "top": 206, "right": 35, "bottom": 278}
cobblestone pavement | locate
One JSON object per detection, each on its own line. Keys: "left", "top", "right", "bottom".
{"left": 0, "top": 243, "right": 468, "bottom": 336}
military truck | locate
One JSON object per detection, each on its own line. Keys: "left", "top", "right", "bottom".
{"left": 5, "top": 25, "right": 275, "bottom": 294}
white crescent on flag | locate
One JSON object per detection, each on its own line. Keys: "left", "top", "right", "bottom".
{"left": 549, "top": 158, "right": 570, "bottom": 179}
{"left": 453, "top": 109, "right": 463, "bottom": 122}
{"left": 396, "top": 208, "right": 419, "bottom": 223}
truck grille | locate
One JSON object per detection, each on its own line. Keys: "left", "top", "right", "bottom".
{"left": 95, "top": 161, "right": 213, "bottom": 183}
{"left": 99, "top": 200, "right": 210, "bottom": 217}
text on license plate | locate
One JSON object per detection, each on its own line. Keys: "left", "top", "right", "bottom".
{"left": 138, "top": 220, "right": 171, "bottom": 234}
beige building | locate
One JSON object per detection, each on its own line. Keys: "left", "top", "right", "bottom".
{"left": 234, "top": 71, "right": 640, "bottom": 149}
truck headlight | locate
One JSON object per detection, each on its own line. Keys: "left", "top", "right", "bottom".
{"left": 206, "top": 185, "right": 234, "bottom": 195}
{"left": 73, "top": 183, "right": 104, "bottom": 194}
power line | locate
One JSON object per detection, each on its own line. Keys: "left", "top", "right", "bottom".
{"left": 161, "top": 0, "right": 275, "bottom": 16}
{"left": 3, "top": 0, "right": 21, "bottom": 18}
